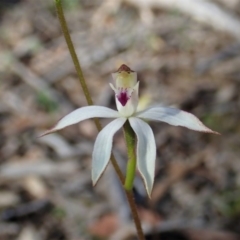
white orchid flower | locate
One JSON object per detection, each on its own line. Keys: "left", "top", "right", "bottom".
{"left": 42, "top": 64, "right": 218, "bottom": 196}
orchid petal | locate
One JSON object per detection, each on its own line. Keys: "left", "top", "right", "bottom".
{"left": 136, "top": 106, "right": 218, "bottom": 134}
{"left": 41, "top": 106, "right": 120, "bottom": 136}
{"left": 129, "top": 117, "right": 156, "bottom": 197}
{"left": 92, "top": 117, "right": 127, "bottom": 185}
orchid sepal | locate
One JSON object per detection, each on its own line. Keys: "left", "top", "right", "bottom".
{"left": 129, "top": 117, "right": 156, "bottom": 197}
{"left": 135, "top": 106, "right": 220, "bottom": 134}
{"left": 92, "top": 117, "right": 127, "bottom": 185}
{"left": 40, "top": 106, "right": 120, "bottom": 137}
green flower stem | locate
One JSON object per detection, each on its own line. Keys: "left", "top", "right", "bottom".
{"left": 123, "top": 121, "right": 145, "bottom": 240}
{"left": 124, "top": 121, "right": 137, "bottom": 190}
{"left": 55, "top": 1, "right": 145, "bottom": 239}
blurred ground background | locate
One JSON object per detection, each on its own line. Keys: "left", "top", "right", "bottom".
{"left": 1, "top": 0, "right": 240, "bottom": 239}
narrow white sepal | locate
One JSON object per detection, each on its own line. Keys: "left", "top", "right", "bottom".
{"left": 92, "top": 117, "right": 127, "bottom": 185}
{"left": 135, "top": 106, "right": 219, "bottom": 134}
{"left": 129, "top": 117, "right": 156, "bottom": 197}
{"left": 41, "top": 106, "right": 120, "bottom": 136}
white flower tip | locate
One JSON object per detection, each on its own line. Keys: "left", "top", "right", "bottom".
{"left": 183, "top": 111, "right": 220, "bottom": 135}
{"left": 192, "top": 125, "right": 220, "bottom": 135}
{"left": 38, "top": 120, "right": 66, "bottom": 137}
{"left": 192, "top": 116, "right": 220, "bottom": 135}
{"left": 92, "top": 168, "right": 104, "bottom": 187}
{"left": 137, "top": 169, "right": 154, "bottom": 198}
{"left": 138, "top": 175, "right": 153, "bottom": 198}
{"left": 38, "top": 128, "right": 57, "bottom": 138}
{"left": 146, "top": 184, "right": 153, "bottom": 198}
{"left": 92, "top": 178, "right": 98, "bottom": 187}
{"left": 204, "top": 128, "right": 220, "bottom": 135}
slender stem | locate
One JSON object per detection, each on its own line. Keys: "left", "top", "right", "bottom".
{"left": 55, "top": 1, "right": 145, "bottom": 239}
{"left": 55, "top": 0, "right": 101, "bottom": 130}
{"left": 123, "top": 121, "right": 137, "bottom": 190}
{"left": 55, "top": 0, "right": 124, "bottom": 182}
{"left": 126, "top": 191, "right": 145, "bottom": 240}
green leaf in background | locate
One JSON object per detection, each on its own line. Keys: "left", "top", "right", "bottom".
{"left": 36, "top": 91, "right": 58, "bottom": 113}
